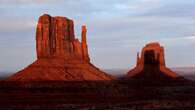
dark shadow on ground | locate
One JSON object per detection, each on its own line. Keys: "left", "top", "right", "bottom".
{"left": 0, "top": 79, "right": 195, "bottom": 110}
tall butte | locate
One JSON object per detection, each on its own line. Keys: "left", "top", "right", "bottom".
{"left": 8, "top": 14, "right": 113, "bottom": 81}
{"left": 127, "top": 42, "right": 180, "bottom": 80}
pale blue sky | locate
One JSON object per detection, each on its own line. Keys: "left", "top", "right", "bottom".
{"left": 0, "top": 0, "right": 195, "bottom": 73}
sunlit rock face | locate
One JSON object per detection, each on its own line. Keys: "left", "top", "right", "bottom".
{"left": 36, "top": 14, "right": 89, "bottom": 61}
{"left": 7, "top": 14, "right": 113, "bottom": 81}
{"left": 127, "top": 42, "right": 179, "bottom": 79}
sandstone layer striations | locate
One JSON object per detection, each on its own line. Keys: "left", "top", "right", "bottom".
{"left": 127, "top": 42, "right": 180, "bottom": 80}
{"left": 8, "top": 14, "right": 113, "bottom": 81}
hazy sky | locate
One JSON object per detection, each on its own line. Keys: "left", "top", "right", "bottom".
{"left": 0, "top": 0, "right": 195, "bottom": 73}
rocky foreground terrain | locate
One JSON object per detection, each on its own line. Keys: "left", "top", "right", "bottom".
{"left": 0, "top": 79, "right": 195, "bottom": 110}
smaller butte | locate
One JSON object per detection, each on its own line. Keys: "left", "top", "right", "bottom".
{"left": 127, "top": 42, "right": 180, "bottom": 80}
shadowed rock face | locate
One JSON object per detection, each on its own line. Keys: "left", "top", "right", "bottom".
{"left": 127, "top": 42, "right": 179, "bottom": 79}
{"left": 7, "top": 14, "right": 113, "bottom": 81}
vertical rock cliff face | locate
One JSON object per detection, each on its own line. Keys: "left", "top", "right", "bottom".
{"left": 7, "top": 14, "right": 113, "bottom": 81}
{"left": 36, "top": 14, "right": 88, "bottom": 61}
{"left": 127, "top": 42, "right": 179, "bottom": 79}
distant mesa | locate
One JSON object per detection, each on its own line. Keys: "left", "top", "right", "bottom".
{"left": 127, "top": 42, "right": 180, "bottom": 80}
{"left": 7, "top": 14, "right": 114, "bottom": 81}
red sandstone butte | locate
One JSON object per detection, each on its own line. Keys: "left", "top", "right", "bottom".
{"left": 7, "top": 14, "right": 113, "bottom": 81}
{"left": 127, "top": 42, "right": 179, "bottom": 79}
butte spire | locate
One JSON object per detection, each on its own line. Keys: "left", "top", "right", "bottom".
{"left": 81, "top": 25, "right": 90, "bottom": 62}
